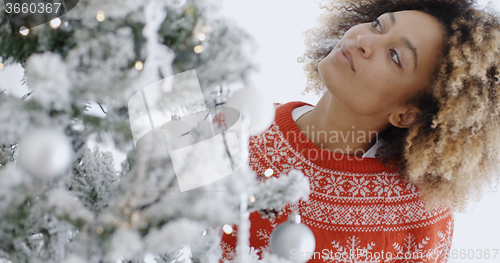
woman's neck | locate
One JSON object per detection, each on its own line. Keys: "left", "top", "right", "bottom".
{"left": 295, "top": 91, "right": 388, "bottom": 156}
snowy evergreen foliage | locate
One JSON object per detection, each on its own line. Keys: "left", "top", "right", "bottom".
{"left": 0, "top": 0, "right": 310, "bottom": 262}
{"left": 248, "top": 170, "right": 311, "bottom": 214}
{"left": 68, "top": 146, "right": 118, "bottom": 214}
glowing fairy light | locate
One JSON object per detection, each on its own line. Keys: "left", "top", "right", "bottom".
{"left": 134, "top": 61, "right": 143, "bottom": 71}
{"left": 185, "top": 7, "right": 195, "bottom": 15}
{"left": 19, "top": 26, "right": 29, "bottom": 36}
{"left": 50, "top": 18, "right": 61, "bottom": 29}
{"left": 0, "top": 63, "right": 4, "bottom": 70}
{"left": 223, "top": 224, "right": 233, "bottom": 234}
{"left": 131, "top": 212, "right": 139, "bottom": 222}
{"left": 194, "top": 45, "right": 204, "bottom": 54}
{"left": 198, "top": 33, "right": 206, "bottom": 41}
{"left": 95, "top": 227, "right": 104, "bottom": 235}
{"left": 96, "top": 10, "right": 105, "bottom": 22}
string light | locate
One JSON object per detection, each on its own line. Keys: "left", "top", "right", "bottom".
{"left": 0, "top": 63, "right": 4, "bottom": 70}
{"left": 249, "top": 195, "right": 256, "bottom": 203}
{"left": 264, "top": 168, "right": 274, "bottom": 177}
{"left": 185, "top": 7, "right": 195, "bottom": 15}
{"left": 95, "top": 227, "right": 104, "bottom": 235}
{"left": 96, "top": 10, "right": 105, "bottom": 22}
{"left": 223, "top": 224, "right": 233, "bottom": 234}
{"left": 194, "top": 45, "right": 204, "bottom": 54}
{"left": 198, "top": 33, "right": 205, "bottom": 41}
{"left": 134, "top": 61, "right": 143, "bottom": 71}
{"left": 19, "top": 26, "right": 29, "bottom": 36}
{"left": 131, "top": 212, "right": 139, "bottom": 222}
{"left": 50, "top": 18, "right": 61, "bottom": 29}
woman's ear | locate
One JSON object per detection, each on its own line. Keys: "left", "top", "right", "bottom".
{"left": 388, "top": 105, "right": 421, "bottom": 128}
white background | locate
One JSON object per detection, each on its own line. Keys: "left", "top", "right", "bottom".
{"left": 0, "top": 1, "right": 499, "bottom": 262}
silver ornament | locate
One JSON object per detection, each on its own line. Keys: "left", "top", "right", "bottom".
{"left": 270, "top": 212, "right": 316, "bottom": 263}
{"left": 18, "top": 128, "right": 73, "bottom": 179}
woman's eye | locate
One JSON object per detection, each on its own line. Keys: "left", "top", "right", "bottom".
{"left": 371, "top": 19, "right": 381, "bottom": 32}
{"left": 390, "top": 49, "right": 401, "bottom": 67}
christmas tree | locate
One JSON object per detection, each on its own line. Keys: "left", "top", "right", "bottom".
{"left": 0, "top": 0, "right": 311, "bottom": 262}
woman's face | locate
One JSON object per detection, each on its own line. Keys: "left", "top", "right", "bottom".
{"left": 318, "top": 10, "right": 444, "bottom": 118}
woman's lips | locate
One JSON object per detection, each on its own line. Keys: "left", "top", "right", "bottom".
{"left": 333, "top": 46, "right": 355, "bottom": 71}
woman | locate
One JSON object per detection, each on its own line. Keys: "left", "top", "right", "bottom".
{"left": 222, "top": 0, "right": 500, "bottom": 262}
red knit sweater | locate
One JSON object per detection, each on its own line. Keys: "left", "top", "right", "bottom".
{"left": 221, "top": 101, "right": 453, "bottom": 263}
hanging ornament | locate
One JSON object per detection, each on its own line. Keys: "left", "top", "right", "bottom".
{"left": 270, "top": 212, "right": 316, "bottom": 263}
{"left": 225, "top": 88, "right": 275, "bottom": 136}
{"left": 17, "top": 128, "right": 73, "bottom": 179}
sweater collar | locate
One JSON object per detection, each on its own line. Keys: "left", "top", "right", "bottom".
{"left": 274, "top": 101, "right": 396, "bottom": 173}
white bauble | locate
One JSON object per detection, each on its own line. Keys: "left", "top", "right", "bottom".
{"left": 225, "top": 88, "right": 275, "bottom": 136}
{"left": 270, "top": 212, "right": 316, "bottom": 263}
{"left": 18, "top": 129, "right": 73, "bottom": 179}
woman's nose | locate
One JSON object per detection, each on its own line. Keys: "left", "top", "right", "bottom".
{"left": 355, "top": 34, "right": 376, "bottom": 58}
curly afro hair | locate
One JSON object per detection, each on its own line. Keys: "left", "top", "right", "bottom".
{"left": 300, "top": 0, "right": 500, "bottom": 211}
